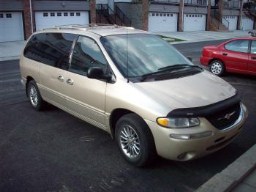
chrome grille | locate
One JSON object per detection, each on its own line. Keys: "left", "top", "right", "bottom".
{"left": 206, "top": 103, "right": 241, "bottom": 130}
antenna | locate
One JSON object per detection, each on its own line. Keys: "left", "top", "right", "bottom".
{"left": 126, "top": 29, "right": 129, "bottom": 83}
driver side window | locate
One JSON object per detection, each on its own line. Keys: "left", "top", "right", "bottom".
{"left": 70, "top": 36, "right": 107, "bottom": 75}
{"left": 224, "top": 40, "right": 249, "bottom": 53}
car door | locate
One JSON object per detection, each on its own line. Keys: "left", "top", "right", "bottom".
{"left": 63, "top": 35, "right": 108, "bottom": 130}
{"left": 38, "top": 33, "right": 77, "bottom": 108}
{"left": 248, "top": 40, "right": 256, "bottom": 74}
{"left": 222, "top": 39, "right": 249, "bottom": 72}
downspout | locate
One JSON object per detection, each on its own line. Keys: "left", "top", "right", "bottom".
{"left": 29, "top": 0, "right": 34, "bottom": 33}
{"left": 179, "top": 0, "right": 184, "bottom": 32}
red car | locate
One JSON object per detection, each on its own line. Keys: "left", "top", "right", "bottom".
{"left": 200, "top": 37, "right": 256, "bottom": 76}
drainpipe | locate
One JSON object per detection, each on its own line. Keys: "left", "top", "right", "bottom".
{"left": 178, "top": 0, "right": 184, "bottom": 32}
{"left": 29, "top": 0, "right": 33, "bottom": 33}
{"left": 90, "top": 0, "right": 96, "bottom": 25}
{"left": 237, "top": 0, "right": 244, "bottom": 30}
{"left": 207, "top": 0, "right": 211, "bottom": 31}
{"left": 142, "top": 0, "right": 149, "bottom": 31}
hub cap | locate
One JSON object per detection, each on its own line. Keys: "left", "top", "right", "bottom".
{"left": 29, "top": 85, "right": 38, "bottom": 107}
{"left": 119, "top": 125, "right": 140, "bottom": 159}
{"left": 210, "top": 62, "right": 222, "bottom": 75}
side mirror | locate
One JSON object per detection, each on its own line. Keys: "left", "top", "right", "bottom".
{"left": 87, "top": 67, "right": 112, "bottom": 82}
{"left": 187, "top": 57, "right": 193, "bottom": 62}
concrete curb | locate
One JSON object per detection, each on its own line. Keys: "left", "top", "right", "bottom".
{"left": 196, "top": 144, "right": 256, "bottom": 192}
{"left": 0, "top": 56, "right": 20, "bottom": 62}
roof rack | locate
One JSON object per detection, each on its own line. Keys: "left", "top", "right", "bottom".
{"left": 43, "top": 24, "right": 133, "bottom": 31}
{"left": 45, "top": 24, "right": 89, "bottom": 31}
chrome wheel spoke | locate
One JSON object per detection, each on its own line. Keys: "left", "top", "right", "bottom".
{"left": 119, "top": 125, "right": 141, "bottom": 159}
{"left": 29, "top": 86, "right": 38, "bottom": 106}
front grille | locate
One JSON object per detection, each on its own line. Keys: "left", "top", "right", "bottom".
{"left": 206, "top": 103, "right": 241, "bottom": 130}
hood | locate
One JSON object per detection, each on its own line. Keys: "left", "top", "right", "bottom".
{"left": 134, "top": 71, "right": 236, "bottom": 111}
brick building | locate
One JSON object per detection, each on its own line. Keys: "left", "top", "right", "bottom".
{"left": 0, "top": 0, "right": 254, "bottom": 42}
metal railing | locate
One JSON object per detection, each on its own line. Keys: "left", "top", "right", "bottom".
{"left": 222, "top": 17, "right": 230, "bottom": 30}
{"left": 150, "top": 0, "right": 207, "bottom": 6}
{"left": 96, "top": 4, "right": 131, "bottom": 26}
{"left": 224, "top": 0, "right": 240, "bottom": 9}
{"left": 115, "top": 6, "right": 132, "bottom": 26}
{"left": 212, "top": 9, "right": 229, "bottom": 30}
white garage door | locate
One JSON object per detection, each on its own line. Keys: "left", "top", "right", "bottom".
{"left": 184, "top": 14, "right": 206, "bottom": 31}
{"left": 148, "top": 12, "right": 177, "bottom": 32}
{"left": 35, "top": 11, "right": 89, "bottom": 31}
{"left": 0, "top": 12, "right": 24, "bottom": 42}
{"left": 223, "top": 16, "right": 237, "bottom": 31}
{"left": 242, "top": 16, "right": 253, "bottom": 31}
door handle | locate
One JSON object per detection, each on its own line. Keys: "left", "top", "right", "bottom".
{"left": 222, "top": 53, "right": 228, "bottom": 56}
{"left": 252, "top": 57, "right": 256, "bottom": 60}
{"left": 66, "top": 79, "right": 74, "bottom": 85}
{"left": 57, "top": 75, "right": 64, "bottom": 82}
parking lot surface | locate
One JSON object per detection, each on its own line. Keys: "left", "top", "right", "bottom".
{"left": 0, "top": 42, "right": 256, "bottom": 191}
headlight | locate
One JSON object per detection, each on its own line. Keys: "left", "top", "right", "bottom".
{"left": 157, "top": 117, "right": 200, "bottom": 128}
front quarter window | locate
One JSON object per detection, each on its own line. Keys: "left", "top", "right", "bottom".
{"left": 70, "top": 36, "right": 108, "bottom": 75}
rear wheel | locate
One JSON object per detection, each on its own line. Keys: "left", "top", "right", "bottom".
{"left": 115, "top": 113, "right": 156, "bottom": 167}
{"left": 27, "top": 80, "right": 45, "bottom": 111}
{"left": 209, "top": 60, "right": 225, "bottom": 76}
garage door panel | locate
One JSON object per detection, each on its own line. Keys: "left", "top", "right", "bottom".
{"left": 0, "top": 12, "right": 24, "bottom": 42}
{"left": 242, "top": 16, "right": 253, "bottom": 31}
{"left": 35, "top": 11, "right": 89, "bottom": 31}
{"left": 184, "top": 14, "right": 206, "bottom": 31}
{"left": 223, "top": 16, "right": 237, "bottom": 31}
{"left": 148, "top": 12, "right": 177, "bottom": 32}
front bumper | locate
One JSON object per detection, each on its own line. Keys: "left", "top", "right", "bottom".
{"left": 146, "top": 103, "right": 248, "bottom": 161}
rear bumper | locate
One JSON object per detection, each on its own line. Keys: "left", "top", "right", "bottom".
{"left": 200, "top": 56, "right": 211, "bottom": 66}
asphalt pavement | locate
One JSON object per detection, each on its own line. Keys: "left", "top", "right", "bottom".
{"left": 0, "top": 30, "right": 255, "bottom": 192}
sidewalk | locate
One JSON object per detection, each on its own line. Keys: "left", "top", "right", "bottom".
{"left": 196, "top": 145, "right": 256, "bottom": 192}
{"left": 0, "top": 30, "right": 256, "bottom": 192}
{"left": 158, "top": 30, "right": 251, "bottom": 44}
{"left": 0, "top": 40, "right": 25, "bottom": 61}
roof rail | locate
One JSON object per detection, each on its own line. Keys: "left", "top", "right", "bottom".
{"left": 43, "top": 24, "right": 133, "bottom": 31}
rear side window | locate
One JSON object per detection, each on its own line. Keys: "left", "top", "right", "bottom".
{"left": 224, "top": 40, "right": 249, "bottom": 53}
{"left": 24, "top": 33, "right": 77, "bottom": 70}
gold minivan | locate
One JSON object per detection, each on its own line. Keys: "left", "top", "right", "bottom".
{"left": 20, "top": 25, "right": 248, "bottom": 166}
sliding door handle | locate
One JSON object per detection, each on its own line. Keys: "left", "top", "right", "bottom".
{"left": 66, "top": 79, "right": 74, "bottom": 85}
{"left": 57, "top": 75, "right": 64, "bottom": 82}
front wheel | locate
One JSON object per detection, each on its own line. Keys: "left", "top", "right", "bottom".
{"left": 27, "top": 80, "right": 45, "bottom": 111}
{"left": 115, "top": 114, "right": 156, "bottom": 167}
{"left": 209, "top": 60, "right": 225, "bottom": 76}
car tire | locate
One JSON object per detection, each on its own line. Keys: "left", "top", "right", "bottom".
{"left": 27, "top": 80, "right": 45, "bottom": 111}
{"left": 115, "top": 113, "right": 156, "bottom": 167}
{"left": 209, "top": 60, "right": 225, "bottom": 76}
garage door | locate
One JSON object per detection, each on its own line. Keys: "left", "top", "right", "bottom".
{"left": 184, "top": 14, "right": 206, "bottom": 31}
{"left": 223, "top": 16, "right": 237, "bottom": 31}
{"left": 35, "top": 11, "right": 89, "bottom": 31}
{"left": 0, "top": 12, "right": 24, "bottom": 42}
{"left": 148, "top": 12, "right": 177, "bottom": 32}
{"left": 242, "top": 16, "right": 253, "bottom": 31}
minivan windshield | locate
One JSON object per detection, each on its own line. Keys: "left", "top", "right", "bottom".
{"left": 101, "top": 34, "right": 198, "bottom": 80}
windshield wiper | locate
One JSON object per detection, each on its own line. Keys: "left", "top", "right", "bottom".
{"left": 158, "top": 64, "right": 202, "bottom": 71}
{"left": 140, "top": 65, "right": 202, "bottom": 82}
{"left": 140, "top": 70, "right": 169, "bottom": 82}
